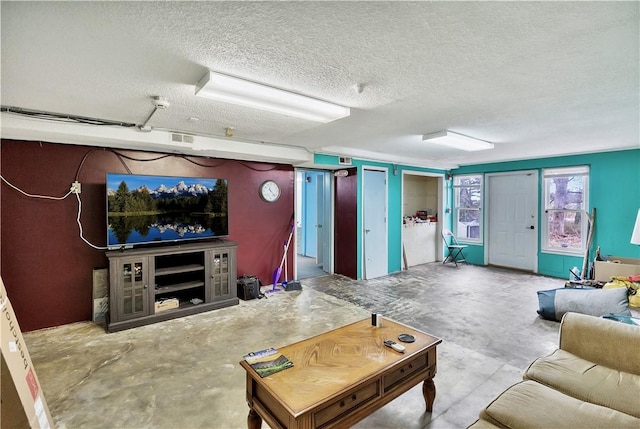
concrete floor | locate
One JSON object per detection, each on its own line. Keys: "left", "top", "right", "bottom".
{"left": 296, "top": 254, "right": 326, "bottom": 279}
{"left": 25, "top": 263, "right": 575, "bottom": 428}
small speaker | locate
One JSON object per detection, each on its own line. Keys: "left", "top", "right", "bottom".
{"left": 237, "top": 275, "right": 261, "bottom": 300}
{"left": 371, "top": 313, "right": 383, "bottom": 327}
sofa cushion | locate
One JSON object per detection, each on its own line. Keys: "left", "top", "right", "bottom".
{"left": 479, "top": 380, "right": 640, "bottom": 429}
{"left": 559, "top": 312, "right": 640, "bottom": 375}
{"left": 524, "top": 349, "right": 640, "bottom": 418}
{"left": 536, "top": 287, "right": 630, "bottom": 321}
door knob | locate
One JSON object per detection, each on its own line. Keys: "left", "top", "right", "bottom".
{"left": 528, "top": 225, "right": 535, "bottom": 230}
{"left": 365, "top": 229, "right": 371, "bottom": 233}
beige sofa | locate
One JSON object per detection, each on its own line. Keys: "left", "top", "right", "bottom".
{"left": 468, "top": 312, "right": 640, "bottom": 429}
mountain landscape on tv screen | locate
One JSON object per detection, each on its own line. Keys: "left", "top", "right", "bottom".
{"left": 106, "top": 174, "right": 228, "bottom": 247}
{"left": 108, "top": 180, "right": 211, "bottom": 199}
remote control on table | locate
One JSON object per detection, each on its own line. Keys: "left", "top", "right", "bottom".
{"left": 384, "top": 339, "right": 406, "bottom": 353}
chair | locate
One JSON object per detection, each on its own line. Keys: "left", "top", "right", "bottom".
{"left": 442, "top": 229, "right": 467, "bottom": 266}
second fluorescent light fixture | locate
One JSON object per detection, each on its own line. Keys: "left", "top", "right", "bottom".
{"left": 195, "top": 71, "right": 350, "bottom": 123}
{"left": 422, "top": 130, "right": 494, "bottom": 151}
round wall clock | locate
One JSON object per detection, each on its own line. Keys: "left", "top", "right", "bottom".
{"left": 259, "top": 180, "right": 281, "bottom": 202}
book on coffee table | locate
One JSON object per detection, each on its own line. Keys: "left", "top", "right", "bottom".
{"left": 243, "top": 347, "right": 278, "bottom": 363}
{"left": 243, "top": 347, "right": 294, "bottom": 377}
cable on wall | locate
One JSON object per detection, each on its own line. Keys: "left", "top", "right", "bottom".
{"left": 75, "top": 146, "right": 272, "bottom": 173}
{"left": 238, "top": 161, "right": 281, "bottom": 172}
{"left": 75, "top": 193, "right": 108, "bottom": 250}
{"left": 4, "top": 143, "right": 289, "bottom": 251}
{"left": 0, "top": 175, "right": 72, "bottom": 200}
{"left": 1, "top": 174, "right": 108, "bottom": 250}
{"left": 178, "top": 155, "right": 228, "bottom": 168}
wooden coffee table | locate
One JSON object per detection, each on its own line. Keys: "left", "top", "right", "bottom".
{"left": 239, "top": 318, "right": 442, "bottom": 429}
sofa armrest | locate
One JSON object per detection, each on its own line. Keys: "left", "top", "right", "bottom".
{"left": 559, "top": 312, "right": 640, "bottom": 375}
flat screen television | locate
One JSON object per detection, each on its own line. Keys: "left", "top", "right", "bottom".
{"left": 106, "top": 173, "right": 228, "bottom": 248}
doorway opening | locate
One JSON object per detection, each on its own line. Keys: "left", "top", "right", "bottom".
{"left": 295, "top": 170, "right": 332, "bottom": 279}
{"left": 401, "top": 172, "right": 444, "bottom": 269}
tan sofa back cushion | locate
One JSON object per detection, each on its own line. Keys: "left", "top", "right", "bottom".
{"left": 559, "top": 312, "right": 640, "bottom": 375}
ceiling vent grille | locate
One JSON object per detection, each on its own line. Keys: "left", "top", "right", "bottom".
{"left": 338, "top": 156, "right": 352, "bottom": 165}
{"left": 171, "top": 133, "right": 195, "bottom": 144}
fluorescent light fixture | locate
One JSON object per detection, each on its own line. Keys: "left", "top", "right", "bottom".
{"left": 195, "top": 71, "right": 350, "bottom": 123}
{"left": 422, "top": 130, "right": 494, "bottom": 151}
{"left": 631, "top": 208, "right": 640, "bottom": 245}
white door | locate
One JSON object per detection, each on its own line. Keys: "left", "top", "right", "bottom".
{"left": 363, "top": 169, "right": 388, "bottom": 279}
{"left": 488, "top": 172, "right": 538, "bottom": 271}
{"left": 314, "top": 172, "right": 331, "bottom": 273}
{"left": 321, "top": 172, "right": 332, "bottom": 272}
{"left": 316, "top": 176, "right": 324, "bottom": 265}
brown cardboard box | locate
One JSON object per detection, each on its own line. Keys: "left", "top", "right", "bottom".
{"left": 595, "top": 257, "right": 640, "bottom": 282}
{"left": 154, "top": 298, "right": 179, "bottom": 313}
{"left": 1, "top": 277, "right": 54, "bottom": 428}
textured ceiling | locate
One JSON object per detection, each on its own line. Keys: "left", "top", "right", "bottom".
{"left": 1, "top": 1, "right": 638, "bottom": 168}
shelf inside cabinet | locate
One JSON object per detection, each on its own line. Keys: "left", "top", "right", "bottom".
{"left": 155, "top": 264, "right": 205, "bottom": 276}
{"left": 155, "top": 280, "right": 205, "bottom": 294}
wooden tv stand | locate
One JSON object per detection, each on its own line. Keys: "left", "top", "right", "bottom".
{"left": 240, "top": 318, "right": 442, "bottom": 429}
{"left": 106, "top": 241, "right": 238, "bottom": 332}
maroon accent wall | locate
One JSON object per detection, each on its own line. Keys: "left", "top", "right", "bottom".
{"left": 0, "top": 140, "right": 294, "bottom": 331}
{"left": 334, "top": 168, "right": 357, "bottom": 279}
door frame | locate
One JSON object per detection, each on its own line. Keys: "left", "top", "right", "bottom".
{"left": 400, "top": 171, "right": 446, "bottom": 265}
{"left": 484, "top": 170, "right": 539, "bottom": 272}
{"left": 361, "top": 166, "right": 389, "bottom": 279}
{"left": 294, "top": 168, "right": 334, "bottom": 279}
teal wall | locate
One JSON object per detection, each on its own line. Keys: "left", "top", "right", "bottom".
{"left": 314, "top": 154, "right": 446, "bottom": 279}
{"left": 452, "top": 149, "right": 640, "bottom": 278}
{"left": 316, "top": 149, "right": 639, "bottom": 279}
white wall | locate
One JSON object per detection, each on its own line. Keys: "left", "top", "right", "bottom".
{"left": 403, "top": 175, "right": 438, "bottom": 217}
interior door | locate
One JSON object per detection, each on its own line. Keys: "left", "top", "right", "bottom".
{"left": 303, "top": 173, "right": 317, "bottom": 257}
{"left": 488, "top": 171, "right": 538, "bottom": 271}
{"left": 363, "top": 169, "right": 388, "bottom": 279}
{"left": 317, "top": 172, "right": 331, "bottom": 272}
{"left": 316, "top": 175, "right": 324, "bottom": 265}
{"left": 334, "top": 168, "right": 358, "bottom": 279}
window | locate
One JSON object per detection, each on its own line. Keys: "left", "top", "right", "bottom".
{"left": 542, "top": 166, "right": 589, "bottom": 254}
{"left": 453, "top": 175, "right": 483, "bottom": 242}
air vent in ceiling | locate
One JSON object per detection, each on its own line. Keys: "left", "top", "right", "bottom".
{"left": 338, "top": 156, "right": 352, "bottom": 165}
{"left": 171, "top": 133, "right": 195, "bottom": 144}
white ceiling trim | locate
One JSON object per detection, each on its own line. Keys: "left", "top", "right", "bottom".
{"left": 0, "top": 114, "right": 311, "bottom": 165}
{"left": 319, "top": 145, "right": 460, "bottom": 171}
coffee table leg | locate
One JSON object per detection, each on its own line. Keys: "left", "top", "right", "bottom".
{"left": 248, "top": 408, "right": 262, "bottom": 429}
{"left": 423, "top": 378, "right": 436, "bottom": 412}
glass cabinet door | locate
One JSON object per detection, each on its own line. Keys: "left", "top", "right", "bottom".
{"left": 120, "top": 260, "right": 148, "bottom": 318}
{"left": 210, "top": 251, "right": 230, "bottom": 300}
